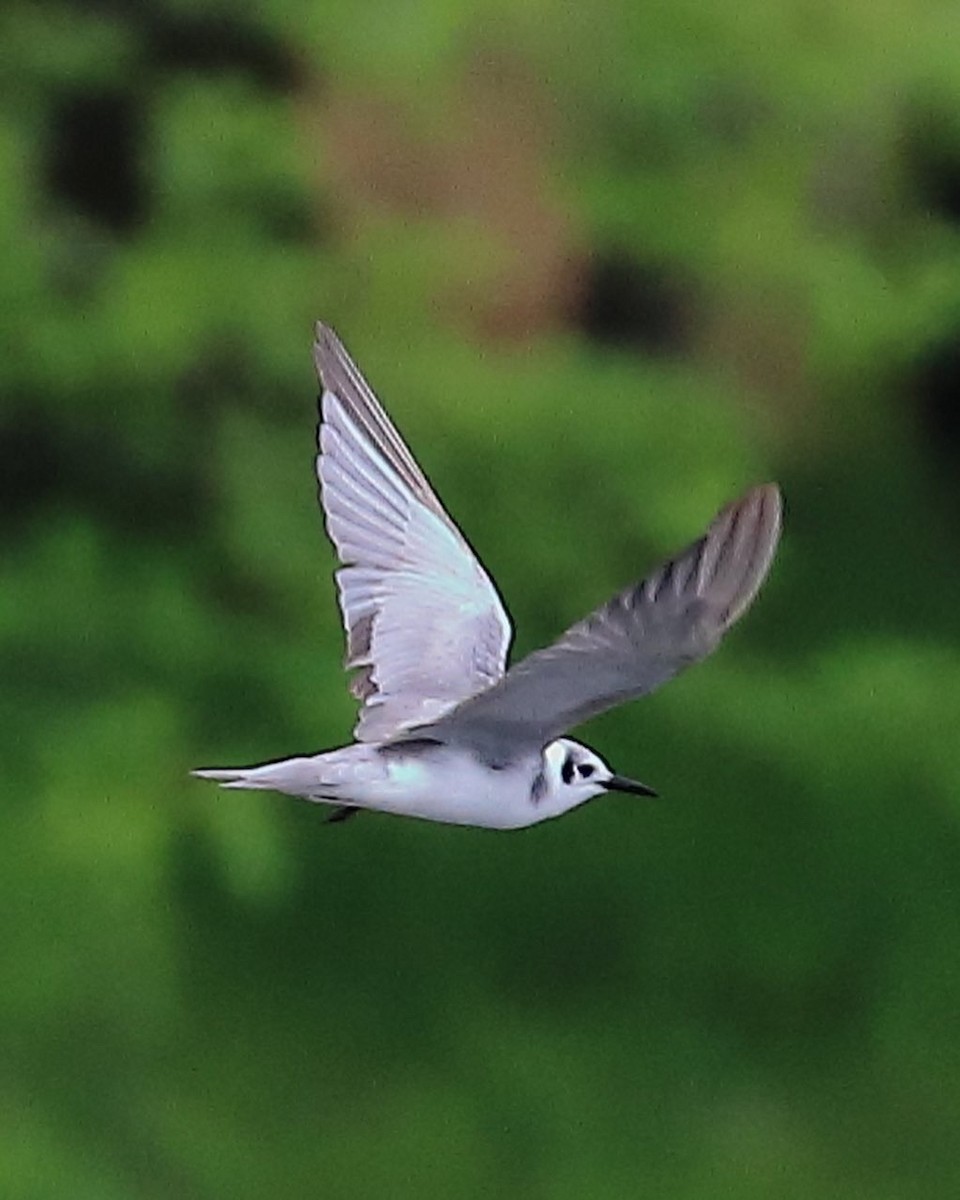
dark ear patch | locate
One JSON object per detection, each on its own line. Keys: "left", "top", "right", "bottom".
{"left": 561, "top": 756, "right": 575, "bottom": 785}
{"left": 531, "top": 769, "right": 547, "bottom": 803}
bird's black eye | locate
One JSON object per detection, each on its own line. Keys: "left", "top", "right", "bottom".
{"left": 577, "top": 763, "right": 595, "bottom": 779}
{"left": 561, "top": 757, "right": 575, "bottom": 784}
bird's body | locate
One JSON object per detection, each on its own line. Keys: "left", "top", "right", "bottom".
{"left": 197, "top": 737, "right": 598, "bottom": 830}
{"left": 194, "top": 325, "right": 782, "bottom": 829}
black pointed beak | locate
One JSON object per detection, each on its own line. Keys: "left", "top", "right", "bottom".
{"left": 604, "top": 774, "right": 658, "bottom": 797}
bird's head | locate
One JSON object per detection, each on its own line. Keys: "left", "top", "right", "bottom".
{"left": 539, "top": 738, "right": 657, "bottom": 815}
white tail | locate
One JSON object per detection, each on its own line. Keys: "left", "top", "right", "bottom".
{"left": 191, "top": 756, "right": 328, "bottom": 796}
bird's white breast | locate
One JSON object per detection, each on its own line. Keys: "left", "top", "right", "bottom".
{"left": 359, "top": 745, "right": 544, "bottom": 829}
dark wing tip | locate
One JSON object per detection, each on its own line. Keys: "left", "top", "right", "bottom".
{"left": 313, "top": 322, "right": 348, "bottom": 389}
{"left": 700, "top": 482, "right": 782, "bottom": 627}
{"left": 314, "top": 319, "right": 338, "bottom": 347}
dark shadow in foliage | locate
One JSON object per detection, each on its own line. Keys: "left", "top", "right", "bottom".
{"left": 44, "top": 9, "right": 310, "bottom": 239}
{"left": 45, "top": 89, "right": 146, "bottom": 233}
{"left": 576, "top": 251, "right": 695, "bottom": 354}
{"left": 913, "top": 334, "right": 960, "bottom": 470}
{"left": 0, "top": 402, "right": 213, "bottom": 542}
{"left": 902, "top": 108, "right": 960, "bottom": 226}
{"left": 143, "top": 9, "right": 303, "bottom": 92}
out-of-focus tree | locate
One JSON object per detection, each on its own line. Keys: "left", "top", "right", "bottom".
{"left": 3, "top": 2, "right": 960, "bottom": 1197}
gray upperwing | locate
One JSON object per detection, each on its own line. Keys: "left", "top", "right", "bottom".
{"left": 429, "top": 484, "right": 781, "bottom": 748}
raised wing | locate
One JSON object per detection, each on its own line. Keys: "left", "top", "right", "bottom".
{"left": 431, "top": 484, "right": 781, "bottom": 750}
{"left": 314, "top": 323, "right": 513, "bottom": 742}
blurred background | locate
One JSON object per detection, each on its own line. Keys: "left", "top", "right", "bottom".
{"left": 4, "top": 1, "right": 960, "bottom": 1196}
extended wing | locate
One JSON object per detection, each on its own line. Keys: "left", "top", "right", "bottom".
{"left": 430, "top": 484, "right": 781, "bottom": 750}
{"left": 314, "top": 324, "right": 513, "bottom": 742}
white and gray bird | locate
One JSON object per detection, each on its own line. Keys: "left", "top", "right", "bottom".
{"left": 194, "top": 324, "right": 782, "bottom": 829}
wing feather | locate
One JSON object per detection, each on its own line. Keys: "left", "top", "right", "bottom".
{"left": 430, "top": 484, "right": 781, "bottom": 749}
{"left": 314, "top": 324, "right": 512, "bottom": 742}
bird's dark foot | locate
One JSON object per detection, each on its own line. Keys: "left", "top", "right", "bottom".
{"left": 326, "top": 806, "right": 360, "bottom": 824}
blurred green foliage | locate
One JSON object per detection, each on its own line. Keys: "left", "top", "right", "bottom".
{"left": 3, "top": 1, "right": 960, "bottom": 1197}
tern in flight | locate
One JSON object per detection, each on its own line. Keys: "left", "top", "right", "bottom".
{"left": 194, "top": 325, "right": 781, "bottom": 828}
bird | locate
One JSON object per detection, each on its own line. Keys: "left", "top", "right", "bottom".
{"left": 193, "top": 324, "right": 782, "bottom": 829}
